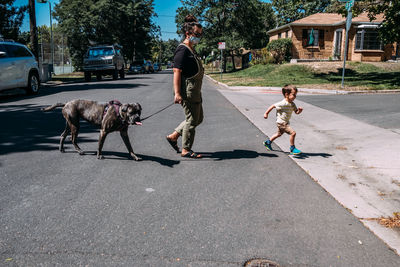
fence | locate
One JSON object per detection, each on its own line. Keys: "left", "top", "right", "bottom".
{"left": 38, "top": 31, "right": 75, "bottom": 75}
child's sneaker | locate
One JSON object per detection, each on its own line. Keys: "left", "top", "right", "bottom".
{"left": 263, "top": 140, "right": 272, "bottom": 151}
{"left": 290, "top": 146, "right": 302, "bottom": 155}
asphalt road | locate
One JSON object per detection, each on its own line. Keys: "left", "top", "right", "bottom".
{"left": 1, "top": 71, "right": 399, "bottom": 266}
{"left": 297, "top": 94, "right": 400, "bottom": 134}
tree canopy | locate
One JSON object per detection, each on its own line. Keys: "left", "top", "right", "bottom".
{"left": 271, "top": 0, "right": 332, "bottom": 26}
{"left": 53, "top": 0, "right": 158, "bottom": 69}
{"left": 176, "top": 0, "right": 276, "bottom": 71}
{"left": 0, "top": 0, "right": 27, "bottom": 40}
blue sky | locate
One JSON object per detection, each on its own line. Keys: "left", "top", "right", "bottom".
{"left": 15, "top": 0, "right": 270, "bottom": 41}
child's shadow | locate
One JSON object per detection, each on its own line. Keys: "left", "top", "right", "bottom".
{"left": 200, "top": 149, "right": 278, "bottom": 161}
{"left": 289, "top": 152, "right": 332, "bottom": 159}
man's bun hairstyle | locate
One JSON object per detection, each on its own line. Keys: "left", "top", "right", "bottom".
{"left": 182, "top": 14, "right": 202, "bottom": 37}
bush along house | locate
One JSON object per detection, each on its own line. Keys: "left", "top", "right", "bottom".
{"left": 267, "top": 12, "right": 399, "bottom": 62}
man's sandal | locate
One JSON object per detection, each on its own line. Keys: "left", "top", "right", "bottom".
{"left": 166, "top": 136, "right": 180, "bottom": 153}
{"left": 181, "top": 151, "right": 202, "bottom": 159}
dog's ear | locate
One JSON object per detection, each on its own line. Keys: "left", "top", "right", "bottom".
{"left": 121, "top": 105, "right": 128, "bottom": 113}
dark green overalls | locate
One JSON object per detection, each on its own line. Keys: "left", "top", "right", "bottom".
{"left": 175, "top": 44, "right": 204, "bottom": 151}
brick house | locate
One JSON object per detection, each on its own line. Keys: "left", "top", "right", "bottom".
{"left": 267, "top": 13, "right": 399, "bottom": 62}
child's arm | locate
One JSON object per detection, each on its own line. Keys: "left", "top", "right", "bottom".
{"left": 264, "top": 105, "right": 275, "bottom": 119}
{"left": 295, "top": 107, "right": 303, "bottom": 114}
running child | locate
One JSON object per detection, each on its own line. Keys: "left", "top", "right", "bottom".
{"left": 263, "top": 84, "right": 303, "bottom": 155}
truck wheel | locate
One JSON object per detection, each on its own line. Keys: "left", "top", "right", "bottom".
{"left": 112, "top": 67, "right": 118, "bottom": 80}
{"left": 84, "top": 72, "right": 91, "bottom": 82}
{"left": 26, "top": 71, "right": 40, "bottom": 95}
{"left": 96, "top": 73, "right": 102, "bottom": 81}
{"left": 119, "top": 67, "right": 125, "bottom": 79}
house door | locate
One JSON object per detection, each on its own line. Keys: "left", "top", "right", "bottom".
{"left": 334, "top": 30, "right": 343, "bottom": 60}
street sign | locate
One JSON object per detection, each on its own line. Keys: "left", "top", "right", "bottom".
{"left": 218, "top": 42, "right": 225, "bottom": 50}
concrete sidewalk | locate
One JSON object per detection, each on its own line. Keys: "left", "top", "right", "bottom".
{"left": 207, "top": 76, "right": 400, "bottom": 255}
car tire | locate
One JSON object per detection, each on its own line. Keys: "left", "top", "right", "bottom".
{"left": 113, "top": 67, "right": 118, "bottom": 80}
{"left": 84, "top": 71, "right": 91, "bottom": 82}
{"left": 26, "top": 71, "right": 40, "bottom": 95}
{"left": 119, "top": 67, "right": 125, "bottom": 79}
{"left": 96, "top": 73, "right": 102, "bottom": 81}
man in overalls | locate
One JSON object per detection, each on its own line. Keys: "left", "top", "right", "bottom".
{"left": 166, "top": 15, "right": 204, "bottom": 158}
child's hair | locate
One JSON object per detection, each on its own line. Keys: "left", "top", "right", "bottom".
{"left": 181, "top": 15, "right": 202, "bottom": 38}
{"left": 282, "top": 84, "right": 297, "bottom": 96}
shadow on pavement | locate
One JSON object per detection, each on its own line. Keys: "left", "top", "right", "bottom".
{"left": 289, "top": 152, "right": 332, "bottom": 159}
{"left": 0, "top": 78, "right": 149, "bottom": 102}
{"left": 200, "top": 149, "right": 278, "bottom": 161}
{"left": 74, "top": 151, "right": 180, "bottom": 167}
{"left": 0, "top": 103, "right": 98, "bottom": 155}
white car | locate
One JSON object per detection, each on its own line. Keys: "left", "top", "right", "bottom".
{"left": 0, "top": 41, "right": 40, "bottom": 94}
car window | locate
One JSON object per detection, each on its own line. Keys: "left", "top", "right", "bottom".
{"left": 87, "top": 47, "right": 113, "bottom": 57}
{"left": 5, "top": 44, "right": 32, "bottom": 57}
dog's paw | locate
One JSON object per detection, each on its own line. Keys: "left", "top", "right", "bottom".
{"left": 59, "top": 148, "right": 65, "bottom": 153}
{"left": 79, "top": 151, "right": 85, "bottom": 155}
{"left": 97, "top": 155, "right": 105, "bottom": 160}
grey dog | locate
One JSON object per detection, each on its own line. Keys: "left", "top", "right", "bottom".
{"left": 42, "top": 99, "right": 142, "bottom": 160}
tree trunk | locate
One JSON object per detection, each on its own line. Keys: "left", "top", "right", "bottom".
{"left": 28, "top": 0, "right": 39, "bottom": 61}
{"left": 230, "top": 50, "right": 236, "bottom": 71}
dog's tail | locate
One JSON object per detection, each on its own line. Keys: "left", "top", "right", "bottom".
{"left": 41, "top": 103, "right": 65, "bottom": 112}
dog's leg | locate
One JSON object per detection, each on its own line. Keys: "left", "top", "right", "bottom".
{"left": 97, "top": 129, "right": 108, "bottom": 159}
{"left": 70, "top": 123, "right": 84, "bottom": 155}
{"left": 59, "top": 122, "right": 70, "bottom": 153}
{"left": 120, "top": 130, "right": 141, "bottom": 161}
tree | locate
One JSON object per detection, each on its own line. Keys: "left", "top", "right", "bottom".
{"left": 53, "top": 0, "right": 158, "bottom": 70}
{"left": 272, "top": 0, "right": 332, "bottom": 26}
{"left": 176, "top": 0, "right": 276, "bottom": 72}
{"left": 0, "top": 0, "right": 27, "bottom": 40}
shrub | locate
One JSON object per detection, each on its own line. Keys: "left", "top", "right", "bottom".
{"left": 266, "top": 38, "right": 293, "bottom": 64}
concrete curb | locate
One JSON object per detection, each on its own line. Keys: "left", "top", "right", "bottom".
{"left": 205, "top": 75, "right": 400, "bottom": 95}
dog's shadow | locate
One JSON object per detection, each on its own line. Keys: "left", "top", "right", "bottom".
{"left": 83, "top": 151, "right": 180, "bottom": 167}
{"left": 199, "top": 149, "right": 278, "bottom": 161}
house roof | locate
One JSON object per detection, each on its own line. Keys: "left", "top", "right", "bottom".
{"left": 267, "top": 12, "right": 385, "bottom": 34}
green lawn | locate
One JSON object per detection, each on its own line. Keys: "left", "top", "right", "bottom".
{"left": 207, "top": 62, "right": 400, "bottom": 90}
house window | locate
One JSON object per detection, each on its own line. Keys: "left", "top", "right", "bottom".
{"left": 355, "top": 28, "right": 382, "bottom": 50}
{"left": 302, "top": 29, "right": 319, "bottom": 47}
{"left": 285, "top": 30, "right": 289, "bottom": 38}
{"left": 278, "top": 32, "right": 281, "bottom": 39}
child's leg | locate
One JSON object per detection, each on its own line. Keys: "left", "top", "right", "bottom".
{"left": 264, "top": 126, "right": 283, "bottom": 150}
{"left": 289, "top": 131, "right": 296, "bottom": 146}
{"left": 270, "top": 132, "right": 282, "bottom": 142}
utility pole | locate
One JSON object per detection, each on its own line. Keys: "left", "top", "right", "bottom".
{"left": 28, "top": 0, "right": 39, "bottom": 61}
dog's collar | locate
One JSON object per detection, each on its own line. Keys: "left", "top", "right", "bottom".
{"left": 103, "top": 100, "right": 128, "bottom": 125}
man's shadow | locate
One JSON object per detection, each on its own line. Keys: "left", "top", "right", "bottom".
{"left": 199, "top": 149, "right": 278, "bottom": 161}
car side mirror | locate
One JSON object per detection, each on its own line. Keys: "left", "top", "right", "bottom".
{"left": 0, "top": 51, "right": 6, "bottom": 58}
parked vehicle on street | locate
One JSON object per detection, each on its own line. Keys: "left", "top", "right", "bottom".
{"left": 83, "top": 44, "right": 125, "bottom": 81}
{"left": 143, "top": 60, "right": 154, "bottom": 73}
{"left": 129, "top": 60, "right": 145, "bottom": 74}
{"left": 0, "top": 41, "right": 41, "bottom": 94}
{"left": 153, "top": 62, "right": 161, "bottom": 71}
